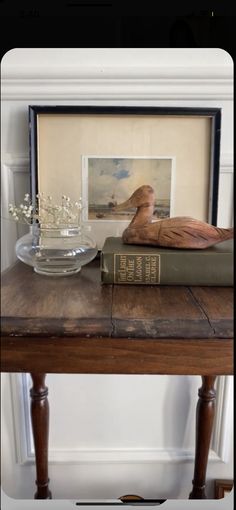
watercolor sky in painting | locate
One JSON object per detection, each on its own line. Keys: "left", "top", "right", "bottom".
{"left": 88, "top": 157, "right": 172, "bottom": 207}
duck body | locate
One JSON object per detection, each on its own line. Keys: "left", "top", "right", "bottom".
{"left": 122, "top": 216, "right": 233, "bottom": 249}
{"left": 114, "top": 185, "right": 234, "bottom": 250}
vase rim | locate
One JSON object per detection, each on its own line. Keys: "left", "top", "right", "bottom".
{"left": 30, "top": 224, "right": 81, "bottom": 231}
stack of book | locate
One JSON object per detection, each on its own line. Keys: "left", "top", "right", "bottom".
{"left": 101, "top": 237, "right": 233, "bottom": 286}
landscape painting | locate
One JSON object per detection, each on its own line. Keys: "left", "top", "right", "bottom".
{"left": 84, "top": 156, "right": 173, "bottom": 221}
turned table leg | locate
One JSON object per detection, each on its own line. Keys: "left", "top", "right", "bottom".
{"left": 30, "top": 373, "right": 52, "bottom": 499}
{"left": 189, "top": 375, "right": 217, "bottom": 499}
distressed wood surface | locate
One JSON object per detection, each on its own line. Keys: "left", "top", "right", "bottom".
{"left": 1, "top": 261, "right": 113, "bottom": 337}
{"left": 1, "top": 337, "right": 233, "bottom": 375}
{"left": 1, "top": 261, "right": 233, "bottom": 339}
{"left": 189, "top": 287, "right": 233, "bottom": 337}
{"left": 112, "top": 285, "right": 213, "bottom": 338}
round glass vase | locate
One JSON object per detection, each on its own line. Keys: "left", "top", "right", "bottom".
{"left": 15, "top": 224, "right": 98, "bottom": 276}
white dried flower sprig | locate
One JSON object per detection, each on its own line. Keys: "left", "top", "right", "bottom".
{"left": 9, "top": 193, "right": 83, "bottom": 228}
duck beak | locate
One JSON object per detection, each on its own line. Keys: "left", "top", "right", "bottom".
{"left": 113, "top": 197, "right": 133, "bottom": 211}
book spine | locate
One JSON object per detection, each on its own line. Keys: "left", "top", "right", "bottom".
{"left": 101, "top": 251, "right": 233, "bottom": 285}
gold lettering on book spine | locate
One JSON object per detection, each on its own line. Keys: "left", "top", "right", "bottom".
{"left": 114, "top": 254, "right": 161, "bottom": 284}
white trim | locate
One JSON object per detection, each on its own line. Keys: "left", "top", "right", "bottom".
{"left": 2, "top": 48, "right": 233, "bottom": 103}
{"left": 1, "top": 163, "right": 22, "bottom": 270}
{"left": 2, "top": 49, "right": 233, "bottom": 76}
{"left": 220, "top": 153, "right": 234, "bottom": 173}
{"left": 11, "top": 374, "right": 232, "bottom": 466}
{"left": 2, "top": 78, "right": 233, "bottom": 101}
{"left": 9, "top": 374, "right": 32, "bottom": 465}
{"left": 2, "top": 152, "right": 233, "bottom": 174}
{"left": 2, "top": 49, "right": 233, "bottom": 101}
{"left": 23, "top": 447, "right": 221, "bottom": 466}
{"left": 1, "top": 162, "right": 29, "bottom": 241}
{"left": 3, "top": 154, "right": 29, "bottom": 168}
{"left": 212, "top": 376, "right": 234, "bottom": 463}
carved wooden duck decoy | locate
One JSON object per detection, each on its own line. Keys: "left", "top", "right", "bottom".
{"left": 114, "top": 185, "right": 234, "bottom": 249}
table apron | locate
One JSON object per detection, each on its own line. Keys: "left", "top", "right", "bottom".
{"left": 1, "top": 336, "right": 233, "bottom": 375}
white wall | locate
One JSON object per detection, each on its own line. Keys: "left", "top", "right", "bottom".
{"left": 1, "top": 48, "right": 233, "bottom": 501}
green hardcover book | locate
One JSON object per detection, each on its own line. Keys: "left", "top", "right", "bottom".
{"left": 101, "top": 237, "right": 233, "bottom": 286}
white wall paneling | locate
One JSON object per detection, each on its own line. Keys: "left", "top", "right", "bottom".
{"left": 1, "top": 157, "right": 30, "bottom": 270}
{"left": 212, "top": 376, "right": 234, "bottom": 464}
{"left": 1, "top": 49, "right": 233, "bottom": 500}
{"left": 218, "top": 167, "right": 234, "bottom": 228}
{"left": 10, "top": 374, "right": 233, "bottom": 466}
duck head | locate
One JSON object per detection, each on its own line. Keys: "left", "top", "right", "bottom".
{"left": 114, "top": 185, "right": 155, "bottom": 227}
{"left": 114, "top": 185, "right": 155, "bottom": 211}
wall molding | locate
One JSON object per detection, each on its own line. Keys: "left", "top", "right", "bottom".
{"left": 3, "top": 154, "right": 29, "bottom": 168}
{"left": 2, "top": 77, "right": 233, "bottom": 101}
{"left": 1, "top": 162, "right": 30, "bottom": 270}
{"left": 22, "top": 447, "right": 222, "bottom": 466}
{"left": 1, "top": 162, "right": 29, "bottom": 215}
{"left": 212, "top": 376, "right": 234, "bottom": 463}
{"left": 2, "top": 152, "right": 233, "bottom": 175}
{"left": 220, "top": 153, "right": 234, "bottom": 173}
{"left": 10, "top": 374, "right": 232, "bottom": 466}
{"left": 2, "top": 49, "right": 233, "bottom": 101}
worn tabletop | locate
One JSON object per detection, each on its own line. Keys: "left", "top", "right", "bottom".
{"left": 1, "top": 260, "right": 233, "bottom": 375}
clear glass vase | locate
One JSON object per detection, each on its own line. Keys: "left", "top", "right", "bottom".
{"left": 15, "top": 225, "right": 98, "bottom": 276}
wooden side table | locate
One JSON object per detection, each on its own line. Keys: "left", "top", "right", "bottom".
{"left": 1, "top": 260, "right": 233, "bottom": 500}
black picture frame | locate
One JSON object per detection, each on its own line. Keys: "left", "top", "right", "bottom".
{"left": 29, "top": 105, "right": 221, "bottom": 234}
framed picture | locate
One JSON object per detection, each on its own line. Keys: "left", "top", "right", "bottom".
{"left": 82, "top": 155, "right": 174, "bottom": 221}
{"left": 29, "top": 106, "right": 221, "bottom": 249}
{"left": 215, "top": 479, "right": 233, "bottom": 499}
